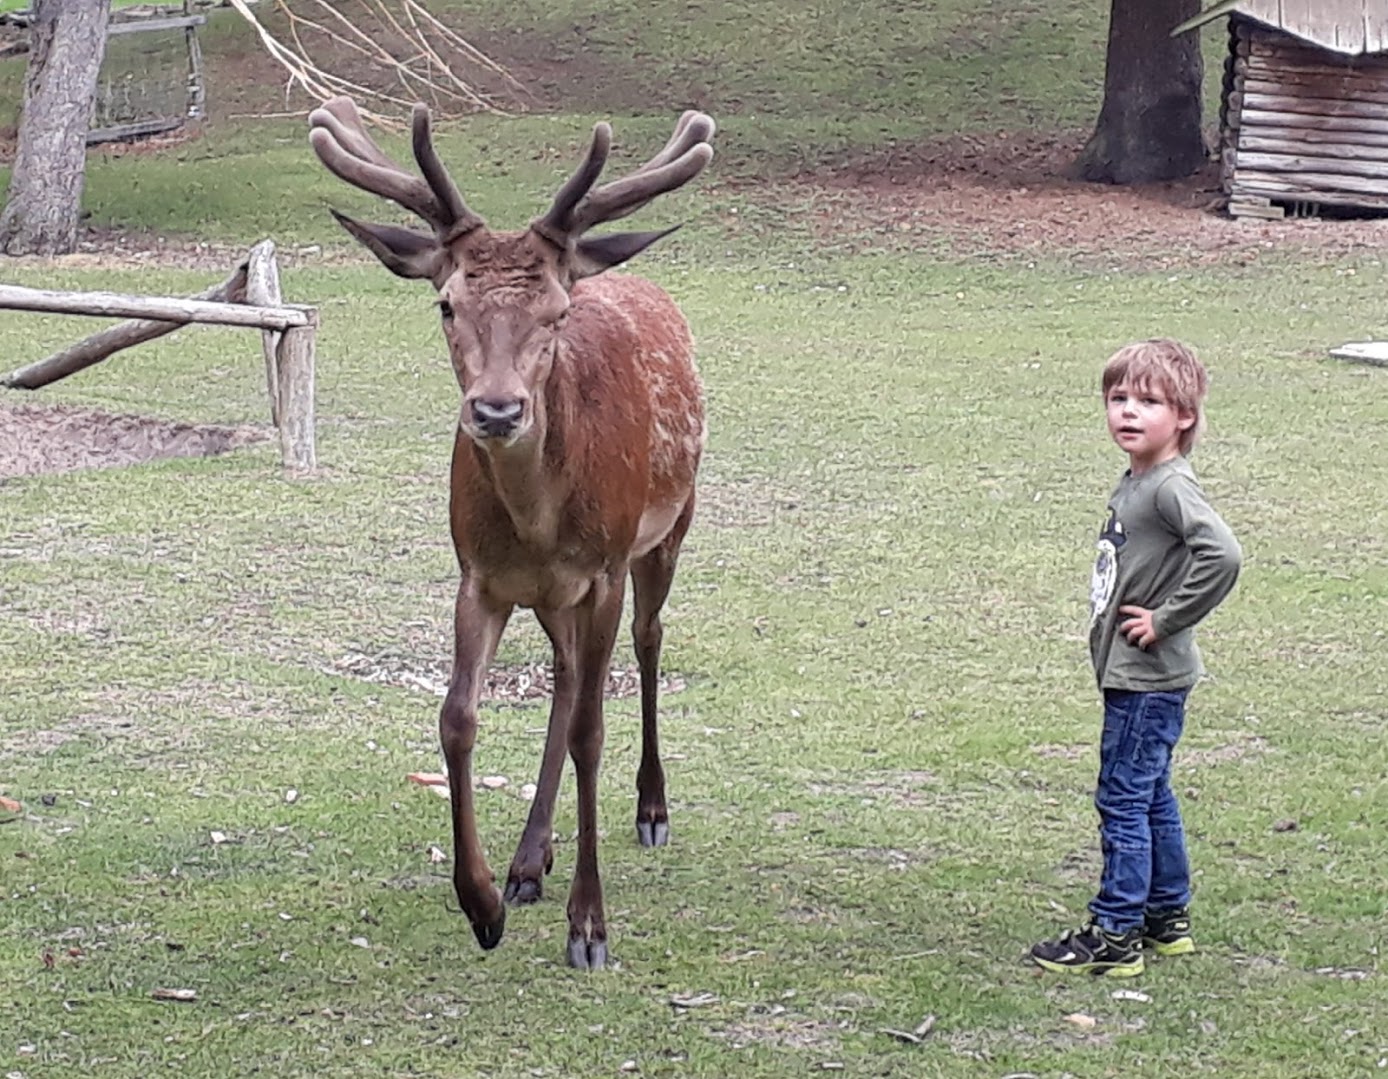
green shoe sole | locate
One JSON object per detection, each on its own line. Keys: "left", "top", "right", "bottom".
{"left": 1144, "top": 937, "right": 1195, "bottom": 957}
{"left": 1032, "top": 955, "right": 1145, "bottom": 977}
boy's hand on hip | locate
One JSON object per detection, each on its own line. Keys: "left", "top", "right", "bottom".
{"left": 1117, "top": 605, "right": 1160, "bottom": 650}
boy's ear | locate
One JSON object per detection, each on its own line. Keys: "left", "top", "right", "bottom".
{"left": 1176, "top": 409, "right": 1197, "bottom": 431}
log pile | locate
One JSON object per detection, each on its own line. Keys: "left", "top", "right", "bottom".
{"left": 1223, "top": 18, "right": 1388, "bottom": 218}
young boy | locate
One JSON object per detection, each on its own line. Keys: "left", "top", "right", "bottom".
{"left": 1031, "top": 338, "right": 1242, "bottom": 978}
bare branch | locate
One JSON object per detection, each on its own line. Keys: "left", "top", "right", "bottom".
{"left": 228, "top": 0, "right": 525, "bottom": 119}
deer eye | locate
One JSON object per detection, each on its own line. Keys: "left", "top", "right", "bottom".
{"left": 438, "top": 300, "right": 454, "bottom": 321}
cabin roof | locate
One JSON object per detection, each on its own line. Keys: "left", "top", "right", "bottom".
{"left": 1177, "top": 0, "right": 1388, "bottom": 55}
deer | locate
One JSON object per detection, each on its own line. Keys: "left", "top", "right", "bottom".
{"left": 307, "top": 96, "right": 714, "bottom": 969}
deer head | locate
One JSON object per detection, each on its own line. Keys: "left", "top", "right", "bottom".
{"left": 308, "top": 97, "right": 715, "bottom": 445}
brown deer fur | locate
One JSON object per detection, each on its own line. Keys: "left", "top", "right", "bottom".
{"left": 308, "top": 97, "right": 713, "bottom": 969}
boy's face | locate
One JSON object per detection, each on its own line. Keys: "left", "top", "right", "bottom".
{"left": 1105, "top": 379, "right": 1195, "bottom": 474}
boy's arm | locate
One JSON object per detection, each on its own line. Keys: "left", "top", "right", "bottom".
{"left": 1149, "top": 473, "right": 1242, "bottom": 639}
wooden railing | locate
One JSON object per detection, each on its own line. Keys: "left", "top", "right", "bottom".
{"left": 0, "top": 240, "right": 317, "bottom": 470}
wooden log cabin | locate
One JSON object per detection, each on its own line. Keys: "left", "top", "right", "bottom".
{"left": 1184, "top": 1, "right": 1388, "bottom": 219}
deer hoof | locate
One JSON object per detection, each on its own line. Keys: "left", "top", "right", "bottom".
{"left": 636, "top": 819, "right": 669, "bottom": 848}
{"left": 504, "top": 875, "right": 543, "bottom": 905}
{"left": 471, "top": 908, "right": 506, "bottom": 951}
{"left": 567, "top": 936, "right": 608, "bottom": 970}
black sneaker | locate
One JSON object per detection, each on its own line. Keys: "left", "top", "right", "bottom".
{"left": 1030, "top": 923, "right": 1144, "bottom": 977}
{"left": 1143, "top": 907, "right": 1195, "bottom": 957}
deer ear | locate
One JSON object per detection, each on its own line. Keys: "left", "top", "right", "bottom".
{"left": 570, "top": 225, "right": 681, "bottom": 279}
{"left": 330, "top": 209, "right": 448, "bottom": 283}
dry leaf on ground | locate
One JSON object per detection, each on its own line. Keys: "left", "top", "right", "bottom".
{"left": 0, "top": 795, "right": 22, "bottom": 813}
{"left": 669, "top": 991, "right": 719, "bottom": 1008}
{"left": 151, "top": 988, "right": 198, "bottom": 1002}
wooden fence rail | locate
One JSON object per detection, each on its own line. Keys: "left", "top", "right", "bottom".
{"left": 1, "top": 241, "right": 317, "bottom": 470}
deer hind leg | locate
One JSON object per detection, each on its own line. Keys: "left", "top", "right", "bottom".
{"left": 439, "top": 578, "right": 512, "bottom": 950}
{"left": 565, "top": 570, "right": 626, "bottom": 970}
{"left": 629, "top": 493, "right": 695, "bottom": 848}
{"left": 503, "top": 607, "right": 579, "bottom": 905}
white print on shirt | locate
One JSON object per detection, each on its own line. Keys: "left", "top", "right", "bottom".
{"left": 1090, "top": 509, "right": 1126, "bottom": 627}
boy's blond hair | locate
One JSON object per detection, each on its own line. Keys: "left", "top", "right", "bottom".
{"left": 1102, "top": 338, "right": 1209, "bottom": 456}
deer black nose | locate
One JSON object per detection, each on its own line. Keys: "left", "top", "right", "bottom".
{"left": 471, "top": 397, "right": 525, "bottom": 437}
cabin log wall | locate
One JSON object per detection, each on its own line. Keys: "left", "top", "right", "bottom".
{"left": 1224, "top": 18, "right": 1388, "bottom": 216}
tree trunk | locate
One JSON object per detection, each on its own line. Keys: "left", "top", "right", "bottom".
{"left": 1077, "top": 0, "right": 1208, "bottom": 184}
{"left": 0, "top": 0, "right": 111, "bottom": 256}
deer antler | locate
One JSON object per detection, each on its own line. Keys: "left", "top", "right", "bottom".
{"left": 533, "top": 110, "right": 715, "bottom": 246}
{"left": 308, "top": 95, "right": 484, "bottom": 238}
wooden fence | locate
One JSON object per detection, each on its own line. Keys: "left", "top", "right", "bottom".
{"left": 0, "top": 240, "right": 317, "bottom": 470}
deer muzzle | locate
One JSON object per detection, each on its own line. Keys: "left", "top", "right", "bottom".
{"left": 469, "top": 396, "right": 527, "bottom": 440}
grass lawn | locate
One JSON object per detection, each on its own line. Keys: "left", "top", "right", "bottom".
{"left": 2, "top": 1, "right": 1386, "bottom": 1076}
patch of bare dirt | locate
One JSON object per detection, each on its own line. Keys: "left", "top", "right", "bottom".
{"left": 0, "top": 402, "right": 268, "bottom": 480}
{"left": 797, "top": 129, "right": 1388, "bottom": 268}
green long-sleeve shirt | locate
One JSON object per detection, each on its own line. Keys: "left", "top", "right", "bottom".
{"left": 1089, "top": 456, "right": 1242, "bottom": 691}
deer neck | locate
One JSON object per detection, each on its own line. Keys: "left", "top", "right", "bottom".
{"left": 473, "top": 390, "right": 565, "bottom": 549}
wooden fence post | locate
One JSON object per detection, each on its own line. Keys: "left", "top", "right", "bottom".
{"left": 276, "top": 309, "right": 318, "bottom": 470}
{"left": 245, "top": 239, "right": 283, "bottom": 426}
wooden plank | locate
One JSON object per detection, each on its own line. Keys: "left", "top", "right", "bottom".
{"left": 107, "top": 14, "right": 206, "bottom": 35}
{"left": 1329, "top": 341, "right": 1388, "bottom": 366}
{"left": 2, "top": 263, "right": 250, "bottom": 390}
{"left": 1232, "top": 182, "right": 1388, "bottom": 210}
{"left": 1236, "top": 106, "right": 1388, "bottom": 136}
{"left": 1231, "top": 3, "right": 1370, "bottom": 55}
{"left": 1239, "top": 132, "right": 1388, "bottom": 157}
{"left": 1368, "top": 8, "right": 1388, "bottom": 55}
{"left": 1233, "top": 167, "right": 1388, "bottom": 203}
{"left": 1234, "top": 149, "right": 1388, "bottom": 179}
{"left": 1239, "top": 33, "right": 1388, "bottom": 66}
{"left": 0, "top": 284, "right": 310, "bottom": 330}
{"left": 1242, "top": 75, "right": 1388, "bottom": 107}
{"left": 1239, "top": 41, "right": 1388, "bottom": 72}
{"left": 86, "top": 118, "right": 183, "bottom": 146}
{"left": 1236, "top": 89, "right": 1388, "bottom": 121}
{"left": 1283, "top": 0, "right": 1362, "bottom": 55}
{"left": 1227, "top": 197, "right": 1286, "bottom": 219}
{"left": 1237, "top": 56, "right": 1388, "bottom": 92}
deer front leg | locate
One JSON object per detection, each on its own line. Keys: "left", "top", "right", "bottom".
{"left": 439, "top": 577, "right": 511, "bottom": 950}
{"left": 565, "top": 571, "right": 626, "bottom": 970}
{"left": 504, "top": 608, "right": 579, "bottom": 904}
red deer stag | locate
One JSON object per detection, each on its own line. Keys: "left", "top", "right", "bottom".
{"left": 308, "top": 97, "right": 714, "bottom": 969}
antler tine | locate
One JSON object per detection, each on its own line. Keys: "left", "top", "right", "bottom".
{"left": 634, "top": 111, "right": 716, "bottom": 175}
{"left": 532, "top": 123, "right": 613, "bottom": 246}
{"left": 310, "top": 100, "right": 442, "bottom": 225}
{"left": 309, "top": 96, "right": 485, "bottom": 236}
{"left": 411, "top": 104, "right": 485, "bottom": 237}
{"left": 317, "top": 96, "right": 398, "bottom": 170}
{"left": 573, "top": 138, "right": 714, "bottom": 230}
{"left": 534, "top": 112, "right": 715, "bottom": 243}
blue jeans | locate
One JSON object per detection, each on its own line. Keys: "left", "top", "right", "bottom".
{"left": 1088, "top": 688, "right": 1192, "bottom": 933}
